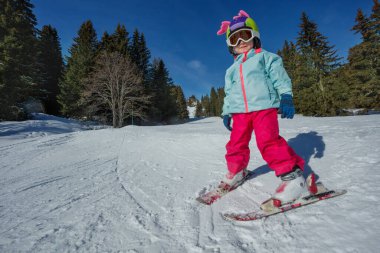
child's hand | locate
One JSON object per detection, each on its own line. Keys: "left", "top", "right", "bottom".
{"left": 223, "top": 115, "right": 232, "bottom": 131}
{"left": 279, "top": 94, "right": 295, "bottom": 119}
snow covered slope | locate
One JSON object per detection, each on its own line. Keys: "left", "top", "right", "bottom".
{"left": 1, "top": 114, "right": 379, "bottom": 252}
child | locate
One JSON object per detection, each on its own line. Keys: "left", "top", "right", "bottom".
{"left": 216, "top": 10, "right": 313, "bottom": 209}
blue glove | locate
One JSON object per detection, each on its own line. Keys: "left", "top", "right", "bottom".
{"left": 279, "top": 94, "right": 295, "bottom": 119}
{"left": 223, "top": 115, "right": 232, "bottom": 131}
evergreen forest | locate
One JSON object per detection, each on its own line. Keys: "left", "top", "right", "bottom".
{"left": 0, "top": 0, "right": 188, "bottom": 126}
{"left": 1, "top": 0, "right": 379, "bottom": 127}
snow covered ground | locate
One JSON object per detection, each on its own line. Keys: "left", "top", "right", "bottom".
{"left": 1, "top": 113, "right": 379, "bottom": 252}
{"left": 187, "top": 106, "right": 196, "bottom": 119}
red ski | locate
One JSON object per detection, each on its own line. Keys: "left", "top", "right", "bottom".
{"left": 222, "top": 182, "right": 347, "bottom": 221}
{"left": 196, "top": 170, "right": 255, "bottom": 205}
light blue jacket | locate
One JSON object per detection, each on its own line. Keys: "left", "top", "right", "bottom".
{"left": 222, "top": 48, "right": 292, "bottom": 116}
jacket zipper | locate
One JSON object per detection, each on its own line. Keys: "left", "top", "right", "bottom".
{"left": 239, "top": 48, "right": 262, "bottom": 113}
{"left": 239, "top": 52, "right": 249, "bottom": 113}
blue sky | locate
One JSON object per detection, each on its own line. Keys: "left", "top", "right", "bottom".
{"left": 32, "top": 0, "right": 374, "bottom": 99}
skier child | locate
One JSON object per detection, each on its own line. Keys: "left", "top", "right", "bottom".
{"left": 215, "top": 10, "right": 315, "bottom": 209}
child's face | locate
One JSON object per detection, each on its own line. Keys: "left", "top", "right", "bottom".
{"left": 233, "top": 40, "right": 254, "bottom": 55}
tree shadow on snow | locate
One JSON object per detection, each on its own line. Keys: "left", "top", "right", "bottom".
{"left": 248, "top": 131, "right": 325, "bottom": 181}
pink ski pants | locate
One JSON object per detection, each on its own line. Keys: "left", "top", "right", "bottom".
{"left": 225, "top": 108, "right": 304, "bottom": 177}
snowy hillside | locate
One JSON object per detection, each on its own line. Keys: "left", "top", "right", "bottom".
{"left": 1, "top": 114, "right": 380, "bottom": 252}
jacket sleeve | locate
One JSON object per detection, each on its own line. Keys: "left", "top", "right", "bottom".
{"left": 266, "top": 53, "right": 293, "bottom": 97}
{"left": 221, "top": 71, "right": 232, "bottom": 116}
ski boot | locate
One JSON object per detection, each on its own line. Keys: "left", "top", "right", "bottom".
{"left": 218, "top": 169, "right": 251, "bottom": 192}
{"left": 261, "top": 167, "right": 317, "bottom": 212}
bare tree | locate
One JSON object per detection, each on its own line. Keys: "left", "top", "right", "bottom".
{"left": 83, "top": 51, "right": 150, "bottom": 128}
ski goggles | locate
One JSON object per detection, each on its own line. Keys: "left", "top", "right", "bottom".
{"left": 226, "top": 28, "right": 255, "bottom": 47}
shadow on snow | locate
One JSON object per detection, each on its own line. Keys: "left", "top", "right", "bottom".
{"left": 249, "top": 131, "right": 325, "bottom": 181}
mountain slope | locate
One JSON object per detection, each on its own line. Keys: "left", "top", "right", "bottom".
{"left": 1, "top": 114, "right": 379, "bottom": 252}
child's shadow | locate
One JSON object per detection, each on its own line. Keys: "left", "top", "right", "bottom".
{"left": 288, "top": 131, "right": 325, "bottom": 181}
{"left": 250, "top": 131, "right": 325, "bottom": 181}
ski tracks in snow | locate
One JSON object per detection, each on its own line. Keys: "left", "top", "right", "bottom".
{"left": 114, "top": 127, "right": 203, "bottom": 252}
{"left": 1, "top": 116, "right": 380, "bottom": 252}
{"left": 112, "top": 124, "right": 306, "bottom": 252}
{"left": 1, "top": 129, "right": 130, "bottom": 252}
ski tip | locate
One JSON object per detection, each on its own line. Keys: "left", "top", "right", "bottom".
{"left": 196, "top": 170, "right": 256, "bottom": 206}
{"left": 333, "top": 189, "right": 347, "bottom": 196}
{"left": 196, "top": 197, "right": 210, "bottom": 205}
{"left": 221, "top": 212, "right": 261, "bottom": 221}
{"left": 221, "top": 212, "right": 237, "bottom": 221}
{"left": 196, "top": 195, "right": 219, "bottom": 205}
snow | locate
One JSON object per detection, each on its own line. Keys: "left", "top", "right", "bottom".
{"left": 187, "top": 106, "right": 196, "bottom": 119}
{"left": 1, "top": 113, "right": 380, "bottom": 252}
{"left": 0, "top": 113, "right": 106, "bottom": 140}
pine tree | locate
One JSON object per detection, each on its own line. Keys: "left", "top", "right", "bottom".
{"left": 58, "top": 20, "right": 98, "bottom": 117}
{"left": 195, "top": 102, "right": 203, "bottom": 118}
{"left": 171, "top": 85, "right": 189, "bottom": 120}
{"left": 187, "top": 95, "right": 197, "bottom": 107}
{"left": 345, "top": 1, "right": 380, "bottom": 109}
{"left": 201, "top": 95, "right": 211, "bottom": 117}
{"left": 128, "top": 29, "right": 152, "bottom": 123}
{"left": 295, "top": 12, "right": 342, "bottom": 116}
{"left": 99, "top": 31, "right": 111, "bottom": 52}
{"left": 0, "top": 0, "right": 38, "bottom": 120}
{"left": 98, "top": 25, "right": 130, "bottom": 56}
{"left": 129, "top": 30, "right": 140, "bottom": 65}
{"left": 193, "top": 88, "right": 225, "bottom": 118}
{"left": 138, "top": 33, "right": 151, "bottom": 82}
{"left": 324, "top": 66, "right": 351, "bottom": 113}
{"left": 297, "top": 13, "right": 341, "bottom": 77}
{"left": 209, "top": 87, "right": 218, "bottom": 116}
{"left": 36, "top": 25, "right": 64, "bottom": 115}
{"left": 129, "top": 29, "right": 151, "bottom": 82}
{"left": 371, "top": 0, "right": 380, "bottom": 86}
{"left": 352, "top": 8, "right": 376, "bottom": 42}
{"left": 278, "top": 41, "right": 306, "bottom": 111}
{"left": 149, "top": 59, "right": 176, "bottom": 122}
{"left": 208, "top": 87, "right": 224, "bottom": 117}
{"left": 372, "top": 0, "right": 380, "bottom": 38}
{"left": 108, "top": 24, "right": 129, "bottom": 56}
{"left": 217, "top": 87, "right": 225, "bottom": 116}
{"left": 278, "top": 41, "right": 298, "bottom": 81}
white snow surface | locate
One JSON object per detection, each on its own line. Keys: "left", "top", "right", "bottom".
{"left": 1, "top": 114, "right": 380, "bottom": 252}
{"left": 187, "top": 106, "right": 196, "bottom": 119}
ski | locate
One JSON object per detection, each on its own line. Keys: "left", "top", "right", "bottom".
{"left": 222, "top": 183, "right": 347, "bottom": 221}
{"left": 196, "top": 170, "right": 255, "bottom": 205}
